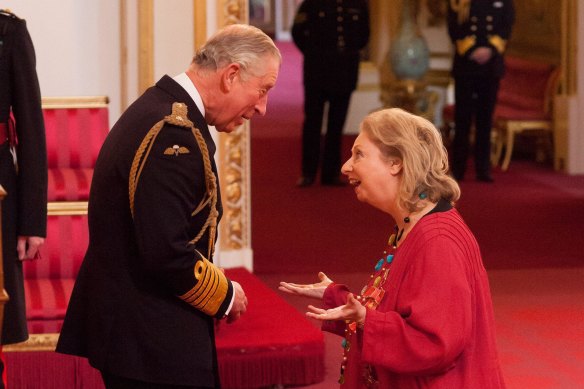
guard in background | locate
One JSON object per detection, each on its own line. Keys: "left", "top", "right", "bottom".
{"left": 448, "top": 0, "right": 515, "bottom": 182}
{"left": 0, "top": 9, "right": 48, "bottom": 388}
{"left": 293, "top": 0, "right": 370, "bottom": 187}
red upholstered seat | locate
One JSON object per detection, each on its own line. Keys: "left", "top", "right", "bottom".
{"left": 48, "top": 168, "right": 93, "bottom": 201}
{"left": 492, "top": 56, "right": 560, "bottom": 170}
{"left": 24, "top": 213, "right": 88, "bottom": 333}
{"left": 43, "top": 97, "right": 109, "bottom": 201}
{"left": 45, "top": 106, "right": 109, "bottom": 169}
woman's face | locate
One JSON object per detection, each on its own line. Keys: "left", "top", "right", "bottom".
{"left": 341, "top": 131, "right": 400, "bottom": 212}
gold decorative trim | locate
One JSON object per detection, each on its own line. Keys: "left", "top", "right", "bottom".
{"left": 217, "top": 0, "right": 247, "bottom": 27}
{"left": 219, "top": 127, "right": 249, "bottom": 249}
{"left": 194, "top": 0, "right": 207, "bottom": 49}
{"left": 48, "top": 202, "right": 88, "bottom": 216}
{"left": 3, "top": 333, "right": 58, "bottom": 353}
{"left": 138, "top": 0, "right": 154, "bottom": 95}
{"left": 120, "top": 0, "right": 128, "bottom": 112}
{"left": 217, "top": 0, "right": 250, "bottom": 251}
{"left": 0, "top": 186, "right": 6, "bottom": 333}
{"left": 41, "top": 96, "right": 109, "bottom": 110}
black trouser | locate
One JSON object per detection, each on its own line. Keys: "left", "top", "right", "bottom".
{"left": 101, "top": 372, "right": 214, "bottom": 389}
{"left": 452, "top": 75, "right": 500, "bottom": 179}
{"left": 301, "top": 84, "right": 353, "bottom": 182}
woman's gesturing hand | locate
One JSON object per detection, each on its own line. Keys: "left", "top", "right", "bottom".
{"left": 279, "top": 271, "right": 333, "bottom": 300}
{"left": 305, "top": 293, "right": 366, "bottom": 326}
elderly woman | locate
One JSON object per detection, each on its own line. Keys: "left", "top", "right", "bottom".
{"left": 280, "top": 108, "right": 505, "bottom": 388}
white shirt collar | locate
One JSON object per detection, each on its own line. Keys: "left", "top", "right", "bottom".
{"left": 173, "top": 72, "right": 205, "bottom": 117}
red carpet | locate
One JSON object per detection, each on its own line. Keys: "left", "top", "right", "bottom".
{"left": 5, "top": 268, "right": 324, "bottom": 389}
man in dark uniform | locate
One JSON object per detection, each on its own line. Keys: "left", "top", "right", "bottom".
{"left": 56, "top": 24, "right": 281, "bottom": 388}
{"left": 0, "top": 9, "right": 47, "bottom": 387}
{"left": 293, "top": 0, "right": 370, "bottom": 187}
{"left": 448, "top": 0, "right": 515, "bottom": 182}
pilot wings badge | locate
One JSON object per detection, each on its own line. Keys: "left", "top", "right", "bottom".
{"left": 164, "top": 144, "right": 190, "bottom": 156}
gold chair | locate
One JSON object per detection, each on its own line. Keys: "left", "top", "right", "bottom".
{"left": 492, "top": 57, "right": 561, "bottom": 171}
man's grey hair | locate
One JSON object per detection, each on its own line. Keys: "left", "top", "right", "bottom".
{"left": 192, "top": 24, "right": 281, "bottom": 79}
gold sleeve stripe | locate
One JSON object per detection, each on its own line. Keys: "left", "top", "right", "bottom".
{"left": 178, "top": 257, "right": 229, "bottom": 316}
{"left": 456, "top": 36, "right": 476, "bottom": 56}
{"left": 488, "top": 35, "right": 507, "bottom": 54}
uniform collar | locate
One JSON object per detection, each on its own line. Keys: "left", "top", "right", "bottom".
{"left": 173, "top": 72, "right": 205, "bottom": 117}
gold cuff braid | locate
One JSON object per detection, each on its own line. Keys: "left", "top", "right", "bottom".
{"left": 179, "top": 255, "right": 229, "bottom": 316}
{"left": 488, "top": 35, "right": 507, "bottom": 54}
{"left": 456, "top": 36, "right": 476, "bottom": 56}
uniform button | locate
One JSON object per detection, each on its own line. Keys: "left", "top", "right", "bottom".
{"left": 319, "top": 11, "right": 325, "bottom": 17}
{"left": 353, "top": 15, "right": 359, "bottom": 21}
{"left": 337, "top": 6, "right": 343, "bottom": 12}
{"left": 486, "top": 25, "right": 493, "bottom": 31}
{"left": 486, "top": 15, "right": 493, "bottom": 21}
{"left": 337, "top": 26, "right": 344, "bottom": 32}
{"left": 471, "top": 16, "right": 477, "bottom": 22}
{"left": 337, "top": 16, "right": 343, "bottom": 22}
{"left": 471, "top": 25, "right": 477, "bottom": 31}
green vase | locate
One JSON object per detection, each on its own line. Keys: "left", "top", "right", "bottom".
{"left": 389, "top": 0, "right": 430, "bottom": 80}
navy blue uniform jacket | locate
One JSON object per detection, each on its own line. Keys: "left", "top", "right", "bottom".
{"left": 56, "top": 76, "right": 232, "bottom": 387}
{"left": 0, "top": 11, "right": 47, "bottom": 345}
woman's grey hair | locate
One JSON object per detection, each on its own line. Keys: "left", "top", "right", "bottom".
{"left": 360, "top": 108, "right": 461, "bottom": 213}
{"left": 192, "top": 24, "right": 281, "bottom": 79}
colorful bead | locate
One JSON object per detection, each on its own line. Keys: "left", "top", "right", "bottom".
{"left": 386, "top": 254, "right": 394, "bottom": 263}
{"left": 419, "top": 192, "right": 427, "bottom": 199}
{"left": 375, "top": 258, "right": 384, "bottom": 271}
{"left": 373, "top": 276, "right": 381, "bottom": 287}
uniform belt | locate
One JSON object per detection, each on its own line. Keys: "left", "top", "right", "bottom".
{"left": 0, "top": 123, "right": 8, "bottom": 145}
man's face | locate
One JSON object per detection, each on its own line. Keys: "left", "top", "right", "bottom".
{"left": 212, "top": 56, "right": 280, "bottom": 133}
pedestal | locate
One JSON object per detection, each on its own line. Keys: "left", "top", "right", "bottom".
{"left": 380, "top": 80, "right": 439, "bottom": 123}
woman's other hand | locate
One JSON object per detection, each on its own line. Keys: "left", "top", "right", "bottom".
{"left": 306, "top": 293, "right": 366, "bottom": 326}
{"left": 279, "top": 271, "right": 333, "bottom": 300}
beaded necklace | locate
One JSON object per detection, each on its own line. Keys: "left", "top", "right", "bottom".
{"left": 338, "top": 219, "right": 408, "bottom": 387}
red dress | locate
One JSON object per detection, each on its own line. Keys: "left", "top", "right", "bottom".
{"left": 322, "top": 208, "right": 506, "bottom": 388}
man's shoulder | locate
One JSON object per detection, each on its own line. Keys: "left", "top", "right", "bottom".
{"left": 0, "top": 9, "right": 20, "bottom": 19}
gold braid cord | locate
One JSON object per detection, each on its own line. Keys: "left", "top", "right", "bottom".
{"left": 450, "top": 0, "right": 470, "bottom": 25}
{"left": 129, "top": 102, "right": 227, "bottom": 316}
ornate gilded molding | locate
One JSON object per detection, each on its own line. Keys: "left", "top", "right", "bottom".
{"left": 217, "top": 0, "right": 251, "bottom": 252}
{"left": 3, "top": 333, "right": 58, "bottom": 353}
{"left": 48, "top": 201, "right": 88, "bottom": 216}
{"left": 137, "top": 0, "right": 154, "bottom": 95}
{"left": 193, "top": 0, "right": 207, "bottom": 49}
{"left": 219, "top": 0, "right": 247, "bottom": 26}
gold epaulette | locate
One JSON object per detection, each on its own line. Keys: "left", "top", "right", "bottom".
{"left": 129, "top": 102, "right": 219, "bottom": 259}
{"left": 456, "top": 36, "right": 476, "bottom": 56}
{"left": 178, "top": 255, "right": 229, "bottom": 316}
{"left": 0, "top": 9, "right": 19, "bottom": 19}
{"left": 488, "top": 35, "right": 507, "bottom": 54}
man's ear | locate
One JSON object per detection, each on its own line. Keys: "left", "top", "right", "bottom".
{"left": 221, "top": 63, "right": 240, "bottom": 92}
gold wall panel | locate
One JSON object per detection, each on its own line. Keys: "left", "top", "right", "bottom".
{"left": 507, "top": 0, "right": 561, "bottom": 64}
{"left": 217, "top": 0, "right": 252, "bottom": 251}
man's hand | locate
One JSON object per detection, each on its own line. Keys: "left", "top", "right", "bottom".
{"left": 17, "top": 236, "right": 44, "bottom": 261}
{"left": 470, "top": 46, "right": 493, "bottom": 65}
{"left": 279, "top": 272, "right": 333, "bottom": 300}
{"left": 226, "top": 281, "right": 247, "bottom": 323}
